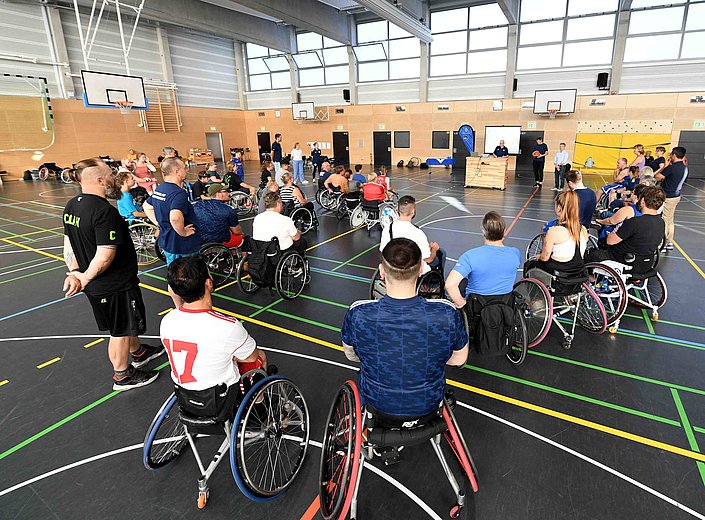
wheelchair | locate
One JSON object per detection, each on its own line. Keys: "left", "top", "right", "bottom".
{"left": 525, "top": 232, "right": 598, "bottom": 261}
{"left": 319, "top": 380, "right": 478, "bottom": 520}
{"left": 38, "top": 163, "right": 72, "bottom": 183}
{"left": 143, "top": 368, "right": 310, "bottom": 509}
{"left": 349, "top": 200, "right": 399, "bottom": 233}
{"left": 227, "top": 190, "right": 256, "bottom": 216}
{"left": 236, "top": 236, "right": 309, "bottom": 299}
{"left": 127, "top": 219, "right": 165, "bottom": 266}
{"left": 316, "top": 188, "right": 344, "bottom": 212}
{"left": 282, "top": 200, "right": 319, "bottom": 235}
{"left": 514, "top": 267, "right": 607, "bottom": 350}
{"left": 369, "top": 263, "right": 445, "bottom": 300}
{"left": 199, "top": 241, "right": 243, "bottom": 288}
{"left": 335, "top": 191, "right": 362, "bottom": 221}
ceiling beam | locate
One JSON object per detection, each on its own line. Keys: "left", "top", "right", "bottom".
{"left": 619, "top": 0, "right": 633, "bottom": 10}
{"left": 354, "top": 0, "right": 432, "bottom": 42}
{"left": 496, "top": 0, "right": 519, "bottom": 25}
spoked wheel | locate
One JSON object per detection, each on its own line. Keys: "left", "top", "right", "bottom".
{"left": 229, "top": 192, "right": 255, "bottom": 216}
{"left": 276, "top": 253, "right": 306, "bottom": 299}
{"left": 369, "top": 267, "right": 386, "bottom": 300}
{"left": 315, "top": 188, "right": 324, "bottom": 206}
{"left": 585, "top": 263, "right": 627, "bottom": 328}
{"left": 236, "top": 256, "right": 259, "bottom": 294}
{"left": 629, "top": 273, "right": 667, "bottom": 316}
{"left": 200, "top": 243, "right": 235, "bottom": 288}
{"left": 143, "top": 393, "right": 189, "bottom": 469}
{"left": 320, "top": 191, "right": 339, "bottom": 211}
{"left": 291, "top": 207, "right": 314, "bottom": 234}
{"left": 38, "top": 167, "right": 50, "bottom": 181}
{"left": 231, "top": 377, "right": 310, "bottom": 501}
{"left": 350, "top": 206, "right": 366, "bottom": 228}
{"left": 379, "top": 203, "right": 398, "bottom": 229}
{"left": 513, "top": 278, "right": 552, "bottom": 347}
{"left": 60, "top": 169, "right": 73, "bottom": 184}
{"left": 525, "top": 233, "right": 544, "bottom": 260}
{"left": 319, "top": 381, "right": 362, "bottom": 520}
{"left": 572, "top": 282, "right": 607, "bottom": 334}
{"left": 387, "top": 190, "right": 399, "bottom": 204}
{"left": 335, "top": 198, "right": 348, "bottom": 221}
{"left": 129, "top": 222, "right": 160, "bottom": 266}
{"left": 154, "top": 241, "right": 166, "bottom": 263}
{"left": 506, "top": 307, "right": 528, "bottom": 365}
{"left": 441, "top": 400, "right": 479, "bottom": 493}
{"left": 417, "top": 270, "right": 444, "bottom": 299}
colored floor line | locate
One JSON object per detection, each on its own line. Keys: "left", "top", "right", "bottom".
{"left": 83, "top": 338, "right": 105, "bottom": 349}
{"left": 0, "top": 227, "right": 64, "bottom": 241}
{"left": 673, "top": 240, "right": 705, "bottom": 281}
{"left": 505, "top": 186, "right": 539, "bottom": 235}
{"left": 671, "top": 389, "right": 705, "bottom": 489}
{"left": 310, "top": 266, "right": 370, "bottom": 283}
{"left": 157, "top": 308, "right": 173, "bottom": 316}
{"left": 306, "top": 226, "right": 362, "bottom": 252}
{"left": 642, "top": 308, "right": 656, "bottom": 334}
{"left": 308, "top": 255, "right": 376, "bottom": 271}
{"left": 331, "top": 244, "right": 379, "bottom": 272}
{"left": 0, "top": 264, "right": 65, "bottom": 286}
{"left": 249, "top": 298, "right": 283, "bottom": 318}
{"left": 36, "top": 357, "right": 61, "bottom": 369}
{"left": 0, "top": 380, "right": 9, "bottom": 388}
{"left": 623, "top": 314, "right": 705, "bottom": 332}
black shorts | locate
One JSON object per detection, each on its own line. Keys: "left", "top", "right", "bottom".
{"left": 86, "top": 286, "right": 147, "bottom": 337}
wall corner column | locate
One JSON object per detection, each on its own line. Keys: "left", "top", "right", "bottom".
{"left": 610, "top": 10, "right": 630, "bottom": 95}
{"left": 43, "top": 5, "right": 73, "bottom": 99}
{"left": 504, "top": 24, "right": 518, "bottom": 99}
{"left": 233, "top": 41, "right": 248, "bottom": 110}
{"left": 155, "top": 23, "right": 174, "bottom": 84}
{"left": 419, "top": 41, "right": 429, "bottom": 102}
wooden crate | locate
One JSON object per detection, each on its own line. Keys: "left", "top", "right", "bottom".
{"left": 188, "top": 148, "right": 214, "bottom": 165}
{"left": 465, "top": 157, "right": 508, "bottom": 190}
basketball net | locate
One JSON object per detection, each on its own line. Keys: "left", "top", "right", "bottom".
{"left": 115, "top": 101, "right": 134, "bottom": 115}
{"left": 548, "top": 109, "right": 557, "bottom": 120}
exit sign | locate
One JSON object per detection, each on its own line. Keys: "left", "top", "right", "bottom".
{"left": 695, "top": 121, "right": 705, "bottom": 128}
{"left": 527, "top": 122, "right": 537, "bottom": 129}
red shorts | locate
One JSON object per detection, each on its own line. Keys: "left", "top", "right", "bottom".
{"left": 223, "top": 232, "right": 244, "bottom": 249}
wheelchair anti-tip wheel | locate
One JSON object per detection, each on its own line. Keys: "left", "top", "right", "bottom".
{"left": 513, "top": 278, "right": 553, "bottom": 348}
{"left": 143, "top": 393, "right": 189, "bottom": 469}
{"left": 276, "top": 252, "right": 307, "bottom": 299}
{"left": 129, "top": 222, "right": 160, "bottom": 266}
{"left": 585, "top": 262, "right": 628, "bottom": 329}
{"left": 200, "top": 243, "right": 235, "bottom": 288}
{"left": 236, "top": 256, "right": 259, "bottom": 294}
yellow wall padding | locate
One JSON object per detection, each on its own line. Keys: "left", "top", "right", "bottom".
{"left": 574, "top": 133, "right": 671, "bottom": 175}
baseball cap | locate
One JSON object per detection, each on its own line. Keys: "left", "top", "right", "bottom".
{"left": 207, "top": 183, "right": 228, "bottom": 196}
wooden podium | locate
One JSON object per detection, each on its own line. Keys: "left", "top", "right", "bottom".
{"left": 465, "top": 157, "right": 508, "bottom": 190}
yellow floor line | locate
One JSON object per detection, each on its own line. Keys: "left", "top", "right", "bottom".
{"left": 157, "top": 308, "right": 173, "bottom": 316}
{"left": 306, "top": 226, "right": 363, "bottom": 252}
{"left": 213, "top": 279, "right": 239, "bottom": 292}
{"left": 0, "top": 379, "right": 9, "bottom": 388}
{"left": 83, "top": 338, "right": 105, "bottom": 349}
{"left": 36, "top": 357, "right": 61, "bottom": 369}
{"left": 2, "top": 227, "right": 64, "bottom": 241}
{"left": 0, "top": 238, "right": 63, "bottom": 262}
{"left": 673, "top": 240, "right": 705, "bottom": 281}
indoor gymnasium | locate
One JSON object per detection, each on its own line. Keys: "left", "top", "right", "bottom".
{"left": 0, "top": 0, "right": 704, "bottom": 519}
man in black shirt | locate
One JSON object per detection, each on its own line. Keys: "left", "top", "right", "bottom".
{"left": 272, "top": 133, "right": 283, "bottom": 171}
{"left": 655, "top": 147, "right": 687, "bottom": 252}
{"left": 63, "top": 158, "right": 164, "bottom": 391}
{"left": 531, "top": 137, "right": 548, "bottom": 188}
{"left": 493, "top": 140, "right": 509, "bottom": 158}
{"left": 191, "top": 171, "right": 210, "bottom": 200}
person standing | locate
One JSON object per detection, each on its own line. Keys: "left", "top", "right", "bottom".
{"left": 655, "top": 146, "right": 688, "bottom": 252}
{"left": 291, "top": 142, "right": 307, "bottom": 185}
{"left": 62, "top": 158, "right": 164, "bottom": 390}
{"left": 493, "top": 140, "right": 509, "bottom": 158}
{"left": 310, "top": 142, "right": 323, "bottom": 181}
{"left": 272, "top": 134, "right": 283, "bottom": 172}
{"left": 650, "top": 146, "right": 667, "bottom": 178}
{"left": 553, "top": 142, "right": 569, "bottom": 191}
{"left": 531, "top": 137, "right": 548, "bottom": 188}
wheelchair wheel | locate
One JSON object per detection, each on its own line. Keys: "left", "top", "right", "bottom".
{"left": 315, "top": 188, "right": 324, "bottom": 206}
{"left": 629, "top": 272, "right": 667, "bottom": 314}
{"left": 128, "top": 222, "right": 160, "bottom": 266}
{"left": 369, "top": 267, "right": 386, "bottom": 300}
{"left": 441, "top": 399, "right": 479, "bottom": 493}
{"left": 38, "top": 166, "right": 50, "bottom": 181}
{"left": 276, "top": 252, "right": 306, "bottom": 299}
{"left": 320, "top": 191, "right": 339, "bottom": 211}
{"left": 60, "top": 169, "right": 73, "bottom": 184}
{"left": 506, "top": 308, "right": 528, "bottom": 365}
{"left": 585, "top": 263, "right": 627, "bottom": 327}
{"left": 319, "top": 380, "right": 363, "bottom": 520}
{"left": 229, "top": 192, "right": 255, "bottom": 216}
{"left": 513, "top": 278, "right": 553, "bottom": 348}
{"left": 350, "top": 205, "right": 366, "bottom": 228}
{"left": 291, "top": 207, "right": 315, "bottom": 234}
{"left": 379, "top": 203, "right": 398, "bottom": 229}
{"left": 525, "top": 233, "right": 544, "bottom": 260}
{"left": 417, "top": 270, "right": 444, "bottom": 299}
{"left": 335, "top": 197, "right": 348, "bottom": 221}
{"left": 236, "top": 256, "right": 259, "bottom": 294}
{"left": 143, "top": 393, "right": 189, "bottom": 470}
{"left": 154, "top": 240, "right": 166, "bottom": 263}
{"left": 200, "top": 243, "right": 235, "bottom": 288}
{"left": 572, "top": 283, "right": 607, "bottom": 334}
{"left": 231, "top": 376, "right": 310, "bottom": 501}
{"left": 387, "top": 190, "right": 399, "bottom": 204}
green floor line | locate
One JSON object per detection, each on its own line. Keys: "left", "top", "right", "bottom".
{"left": 310, "top": 267, "right": 369, "bottom": 283}
{"left": 622, "top": 314, "right": 705, "bottom": 332}
{"left": 308, "top": 255, "right": 377, "bottom": 271}
{"left": 617, "top": 330, "right": 705, "bottom": 352}
{"left": 249, "top": 298, "right": 283, "bottom": 318}
{"left": 671, "top": 389, "right": 705, "bottom": 489}
{"left": 642, "top": 308, "right": 656, "bottom": 334}
{"left": 266, "top": 308, "right": 342, "bottom": 332}
{"left": 299, "top": 294, "right": 350, "bottom": 309}
{"left": 0, "top": 215, "right": 63, "bottom": 235}
{"left": 0, "top": 264, "right": 65, "bottom": 286}
{"left": 0, "top": 256, "right": 53, "bottom": 272}
{"left": 332, "top": 244, "right": 379, "bottom": 272}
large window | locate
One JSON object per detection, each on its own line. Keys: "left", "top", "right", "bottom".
{"left": 625, "top": 0, "right": 705, "bottom": 62}
{"left": 516, "top": 0, "right": 618, "bottom": 70}
{"left": 246, "top": 43, "right": 291, "bottom": 91}
{"left": 355, "top": 21, "right": 421, "bottom": 82}
{"left": 293, "top": 32, "right": 349, "bottom": 87}
{"left": 430, "top": 3, "right": 509, "bottom": 77}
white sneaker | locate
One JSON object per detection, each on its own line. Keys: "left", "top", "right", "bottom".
{"left": 552, "top": 187, "right": 559, "bottom": 191}
{"left": 302, "top": 180, "right": 309, "bottom": 184}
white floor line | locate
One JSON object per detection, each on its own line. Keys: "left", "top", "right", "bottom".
{"left": 0, "top": 259, "right": 56, "bottom": 277}
{"left": 0, "top": 246, "right": 63, "bottom": 255}
{"left": 0, "top": 334, "right": 160, "bottom": 343}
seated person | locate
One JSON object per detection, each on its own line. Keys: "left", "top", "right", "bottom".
{"left": 380, "top": 195, "right": 445, "bottom": 276}
{"left": 252, "top": 191, "right": 307, "bottom": 255}
{"left": 585, "top": 186, "right": 665, "bottom": 265}
{"left": 341, "top": 238, "right": 468, "bottom": 417}
{"left": 191, "top": 171, "right": 211, "bottom": 200}
{"left": 117, "top": 171, "right": 148, "bottom": 223}
{"left": 565, "top": 170, "right": 597, "bottom": 229}
{"left": 595, "top": 183, "right": 647, "bottom": 240}
{"left": 599, "top": 158, "right": 634, "bottom": 205}
{"left": 228, "top": 150, "right": 245, "bottom": 181}
{"left": 524, "top": 191, "right": 588, "bottom": 276}
{"left": 133, "top": 153, "right": 158, "bottom": 194}
{"left": 317, "top": 161, "right": 333, "bottom": 190}
{"left": 204, "top": 162, "right": 222, "bottom": 183}
{"left": 345, "top": 169, "right": 362, "bottom": 194}
{"left": 161, "top": 256, "right": 267, "bottom": 415}
{"left": 223, "top": 166, "right": 255, "bottom": 196}
{"left": 352, "top": 164, "right": 367, "bottom": 184}
{"left": 275, "top": 161, "right": 290, "bottom": 187}
{"left": 362, "top": 172, "right": 387, "bottom": 207}
{"left": 260, "top": 160, "right": 275, "bottom": 188}
{"left": 280, "top": 172, "right": 314, "bottom": 213}
{"left": 324, "top": 166, "right": 349, "bottom": 193}
{"left": 192, "top": 183, "right": 244, "bottom": 249}
{"left": 258, "top": 180, "right": 278, "bottom": 214}
{"left": 376, "top": 165, "right": 391, "bottom": 191}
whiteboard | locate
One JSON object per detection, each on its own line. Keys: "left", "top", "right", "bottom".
{"left": 484, "top": 126, "right": 521, "bottom": 155}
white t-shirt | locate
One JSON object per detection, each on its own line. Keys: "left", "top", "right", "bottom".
{"left": 379, "top": 220, "right": 432, "bottom": 274}
{"left": 291, "top": 148, "right": 303, "bottom": 161}
{"left": 160, "top": 307, "right": 256, "bottom": 391}
{"left": 252, "top": 209, "right": 298, "bottom": 250}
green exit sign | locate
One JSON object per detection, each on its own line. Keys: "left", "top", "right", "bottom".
{"left": 527, "top": 122, "right": 537, "bottom": 129}
{"left": 695, "top": 121, "right": 705, "bottom": 128}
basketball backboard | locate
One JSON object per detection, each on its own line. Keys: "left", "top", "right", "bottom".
{"left": 533, "top": 89, "right": 577, "bottom": 114}
{"left": 291, "top": 102, "right": 315, "bottom": 120}
{"left": 81, "top": 70, "right": 148, "bottom": 110}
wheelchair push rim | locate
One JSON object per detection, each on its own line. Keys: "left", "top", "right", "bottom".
{"left": 571, "top": 282, "right": 608, "bottom": 334}
{"left": 143, "top": 393, "right": 189, "bottom": 470}
{"left": 200, "top": 243, "right": 235, "bottom": 288}
{"left": 236, "top": 256, "right": 259, "bottom": 294}
{"left": 525, "top": 233, "right": 544, "bottom": 260}
{"left": 128, "top": 222, "right": 160, "bottom": 266}
{"left": 506, "top": 307, "right": 528, "bottom": 365}
{"left": 276, "top": 253, "right": 307, "bottom": 299}
{"left": 513, "top": 278, "right": 553, "bottom": 348}
{"left": 585, "top": 262, "right": 628, "bottom": 327}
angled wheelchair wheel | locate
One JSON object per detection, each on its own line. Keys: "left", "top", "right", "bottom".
{"left": 369, "top": 267, "right": 386, "bottom": 300}
{"left": 230, "top": 192, "right": 255, "bottom": 216}
{"left": 144, "top": 393, "right": 189, "bottom": 470}
{"left": 417, "top": 270, "right": 444, "bottom": 299}
{"left": 595, "top": 192, "right": 609, "bottom": 214}
{"left": 276, "top": 252, "right": 306, "bottom": 299}
{"left": 200, "top": 243, "right": 235, "bottom": 288}
{"left": 525, "top": 233, "right": 544, "bottom": 260}
{"left": 291, "top": 207, "right": 314, "bottom": 234}
{"left": 236, "top": 256, "right": 259, "bottom": 294}
{"left": 572, "top": 282, "right": 607, "bottom": 334}
{"left": 585, "top": 263, "right": 627, "bottom": 328}
{"left": 38, "top": 166, "right": 50, "bottom": 181}
{"left": 231, "top": 376, "right": 310, "bottom": 501}
{"left": 506, "top": 308, "right": 528, "bottom": 365}
{"left": 319, "top": 380, "right": 362, "bottom": 520}
{"left": 379, "top": 203, "right": 398, "bottom": 229}
{"left": 60, "top": 169, "right": 73, "bottom": 184}
{"left": 335, "top": 197, "right": 348, "bottom": 221}
{"left": 350, "top": 205, "right": 366, "bottom": 228}
{"left": 629, "top": 272, "right": 667, "bottom": 314}
{"left": 513, "top": 278, "right": 553, "bottom": 348}
{"left": 154, "top": 240, "right": 166, "bottom": 263}
{"left": 128, "top": 222, "right": 160, "bottom": 266}
{"left": 441, "top": 399, "right": 479, "bottom": 493}
{"left": 387, "top": 190, "right": 399, "bottom": 204}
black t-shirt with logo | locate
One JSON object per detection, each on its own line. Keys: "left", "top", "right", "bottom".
{"left": 610, "top": 214, "right": 665, "bottom": 263}
{"left": 63, "top": 194, "right": 139, "bottom": 296}
{"left": 650, "top": 156, "right": 665, "bottom": 172}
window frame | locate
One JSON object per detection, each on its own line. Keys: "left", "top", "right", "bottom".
{"left": 355, "top": 20, "right": 421, "bottom": 83}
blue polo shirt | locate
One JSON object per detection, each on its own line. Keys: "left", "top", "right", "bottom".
{"left": 341, "top": 296, "right": 467, "bottom": 417}
{"left": 352, "top": 173, "right": 366, "bottom": 184}
{"left": 147, "top": 182, "right": 200, "bottom": 254}
{"left": 574, "top": 187, "right": 597, "bottom": 228}
{"left": 453, "top": 245, "right": 521, "bottom": 296}
{"left": 494, "top": 146, "right": 509, "bottom": 157}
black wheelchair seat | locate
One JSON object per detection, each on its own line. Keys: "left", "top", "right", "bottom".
{"left": 624, "top": 252, "right": 659, "bottom": 278}
{"left": 365, "top": 405, "right": 447, "bottom": 448}
{"left": 361, "top": 199, "right": 381, "bottom": 214}
{"left": 550, "top": 270, "right": 588, "bottom": 297}
{"left": 626, "top": 268, "right": 658, "bottom": 281}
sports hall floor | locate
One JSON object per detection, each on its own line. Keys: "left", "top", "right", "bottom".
{"left": 1, "top": 165, "right": 704, "bottom": 520}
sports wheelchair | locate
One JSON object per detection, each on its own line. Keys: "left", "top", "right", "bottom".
{"left": 334, "top": 191, "right": 362, "bottom": 221}
{"left": 316, "top": 188, "right": 344, "bottom": 212}
{"left": 350, "top": 200, "right": 399, "bottom": 233}
{"left": 127, "top": 219, "right": 165, "bottom": 266}
{"left": 319, "top": 380, "right": 478, "bottom": 520}
{"left": 282, "top": 200, "right": 319, "bottom": 235}
{"left": 369, "top": 263, "right": 445, "bottom": 300}
{"left": 236, "top": 236, "right": 309, "bottom": 299}
{"left": 227, "top": 190, "right": 257, "bottom": 216}
{"left": 38, "top": 162, "right": 72, "bottom": 183}
{"left": 144, "top": 367, "right": 309, "bottom": 509}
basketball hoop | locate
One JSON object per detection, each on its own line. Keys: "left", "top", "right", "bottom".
{"left": 115, "top": 100, "right": 134, "bottom": 114}
{"left": 548, "top": 109, "right": 558, "bottom": 120}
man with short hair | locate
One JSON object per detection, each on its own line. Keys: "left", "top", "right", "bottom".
{"left": 324, "top": 167, "right": 349, "bottom": 193}
{"left": 272, "top": 133, "right": 283, "bottom": 172}
{"left": 493, "top": 140, "right": 509, "bottom": 158}
{"left": 655, "top": 146, "right": 688, "bottom": 251}
{"left": 310, "top": 142, "right": 323, "bottom": 181}
{"left": 275, "top": 161, "right": 289, "bottom": 187}
{"left": 553, "top": 142, "right": 569, "bottom": 191}
{"left": 531, "top": 137, "right": 548, "bottom": 188}
{"left": 565, "top": 170, "right": 597, "bottom": 228}
{"left": 193, "top": 183, "right": 244, "bottom": 249}
{"left": 352, "top": 164, "right": 366, "bottom": 184}
{"left": 318, "top": 161, "right": 333, "bottom": 189}
{"left": 63, "top": 158, "right": 163, "bottom": 391}
{"left": 341, "top": 238, "right": 468, "bottom": 417}
{"left": 252, "top": 191, "right": 306, "bottom": 254}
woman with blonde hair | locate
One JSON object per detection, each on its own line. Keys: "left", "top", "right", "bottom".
{"left": 630, "top": 144, "right": 646, "bottom": 172}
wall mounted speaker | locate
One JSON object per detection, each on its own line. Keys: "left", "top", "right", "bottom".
{"left": 513, "top": 78, "right": 518, "bottom": 92}
{"left": 343, "top": 89, "right": 350, "bottom": 102}
{"left": 597, "top": 72, "right": 609, "bottom": 90}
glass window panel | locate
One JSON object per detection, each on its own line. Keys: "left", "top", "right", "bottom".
{"left": 431, "top": 8, "right": 469, "bottom": 33}
{"left": 353, "top": 43, "right": 387, "bottom": 62}
{"left": 520, "top": 0, "right": 567, "bottom": 22}
{"left": 389, "top": 23, "right": 412, "bottom": 39}
{"left": 467, "top": 49, "right": 508, "bottom": 73}
{"left": 429, "top": 53, "right": 467, "bottom": 76}
{"left": 293, "top": 52, "right": 323, "bottom": 68}
{"left": 563, "top": 40, "right": 614, "bottom": 65}
{"left": 322, "top": 46, "right": 348, "bottom": 65}
{"left": 246, "top": 43, "right": 269, "bottom": 58}
{"left": 248, "top": 74, "right": 270, "bottom": 91}
{"left": 297, "top": 32, "right": 322, "bottom": 52}
{"left": 681, "top": 31, "right": 705, "bottom": 58}
{"left": 325, "top": 65, "right": 349, "bottom": 84}
{"left": 567, "top": 14, "right": 615, "bottom": 40}
{"left": 624, "top": 34, "right": 682, "bottom": 61}
{"left": 271, "top": 71, "right": 291, "bottom": 89}
{"left": 247, "top": 58, "right": 268, "bottom": 74}
{"left": 631, "top": 0, "right": 684, "bottom": 7}
{"left": 389, "top": 37, "right": 420, "bottom": 59}
{"left": 686, "top": 3, "right": 705, "bottom": 31}
{"left": 323, "top": 36, "right": 344, "bottom": 47}
{"left": 629, "top": 6, "right": 685, "bottom": 34}
{"left": 431, "top": 31, "right": 468, "bottom": 55}
{"left": 469, "top": 3, "right": 508, "bottom": 28}
{"left": 469, "top": 26, "right": 508, "bottom": 50}
{"left": 568, "top": 0, "right": 618, "bottom": 16}
{"left": 516, "top": 44, "right": 563, "bottom": 69}
{"left": 263, "top": 55, "right": 289, "bottom": 72}
{"left": 390, "top": 57, "right": 420, "bottom": 79}
{"left": 520, "top": 20, "right": 564, "bottom": 45}
{"left": 358, "top": 61, "right": 389, "bottom": 81}
{"left": 299, "top": 68, "right": 325, "bottom": 86}
{"left": 357, "top": 20, "right": 388, "bottom": 43}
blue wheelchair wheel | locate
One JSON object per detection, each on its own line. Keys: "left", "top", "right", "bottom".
{"left": 143, "top": 393, "right": 189, "bottom": 470}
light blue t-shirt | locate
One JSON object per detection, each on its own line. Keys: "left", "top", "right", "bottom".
{"left": 453, "top": 244, "right": 521, "bottom": 296}
{"left": 117, "top": 192, "right": 141, "bottom": 223}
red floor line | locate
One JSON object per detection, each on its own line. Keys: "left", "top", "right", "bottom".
{"left": 505, "top": 186, "right": 539, "bottom": 236}
{"left": 300, "top": 496, "right": 320, "bottom": 520}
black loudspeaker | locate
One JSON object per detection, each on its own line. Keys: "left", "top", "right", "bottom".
{"left": 343, "top": 89, "right": 350, "bottom": 102}
{"left": 597, "top": 72, "right": 609, "bottom": 89}
{"left": 420, "top": 162, "right": 429, "bottom": 169}
{"left": 513, "top": 78, "right": 518, "bottom": 92}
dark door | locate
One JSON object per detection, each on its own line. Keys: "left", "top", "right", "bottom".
{"left": 332, "top": 132, "right": 350, "bottom": 167}
{"left": 678, "top": 131, "right": 705, "bottom": 179}
{"left": 373, "top": 131, "right": 392, "bottom": 169}
{"left": 452, "top": 130, "right": 472, "bottom": 171}
{"left": 257, "top": 132, "right": 271, "bottom": 160}
{"left": 205, "top": 132, "right": 224, "bottom": 163}
{"left": 517, "top": 130, "right": 545, "bottom": 174}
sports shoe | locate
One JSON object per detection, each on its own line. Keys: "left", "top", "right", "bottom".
{"left": 131, "top": 343, "right": 165, "bottom": 368}
{"left": 302, "top": 180, "right": 309, "bottom": 184}
{"left": 113, "top": 366, "right": 158, "bottom": 391}
{"left": 665, "top": 242, "right": 674, "bottom": 251}
{"left": 552, "top": 187, "right": 559, "bottom": 191}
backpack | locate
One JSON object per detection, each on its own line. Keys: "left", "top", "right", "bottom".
{"left": 467, "top": 293, "right": 515, "bottom": 356}
{"left": 397, "top": 160, "right": 404, "bottom": 167}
